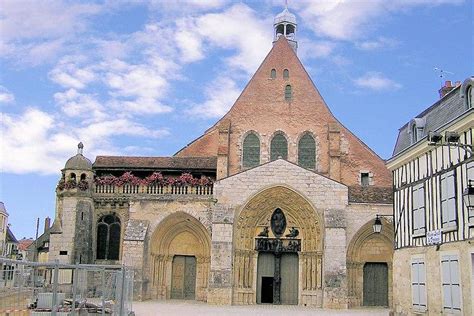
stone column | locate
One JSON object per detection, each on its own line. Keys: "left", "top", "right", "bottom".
{"left": 207, "top": 204, "right": 234, "bottom": 305}
{"left": 323, "top": 209, "right": 348, "bottom": 309}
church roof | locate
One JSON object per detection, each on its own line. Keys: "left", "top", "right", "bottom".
{"left": 348, "top": 186, "right": 393, "bottom": 204}
{"left": 94, "top": 156, "right": 217, "bottom": 171}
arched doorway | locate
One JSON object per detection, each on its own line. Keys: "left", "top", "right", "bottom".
{"left": 347, "top": 219, "right": 393, "bottom": 308}
{"left": 233, "top": 186, "right": 323, "bottom": 306}
{"left": 150, "top": 212, "right": 211, "bottom": 301}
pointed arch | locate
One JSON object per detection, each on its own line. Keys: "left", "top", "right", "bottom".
{"left": 233, "top": 185, "right": 323, "bottom": 305}
{"left": 270, "top": 132, "right": 288, "bottom": 161}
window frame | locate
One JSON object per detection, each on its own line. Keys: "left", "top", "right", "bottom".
{"left": 96, "top": 214, "right": 121, "bottom": 261}
{"left": 242, "top": 132, "right": 261, "bottom": 169}
{"left": 297, "top": 133, "right": 316, "bottom": 169}
{"left": 285, "top": 85, "right": 292, "bottom": 101}
{"left": 270, "top": 69, "right": 276, "bottom": 79}
{"left": 270, "top": 133, "right": 288, "bottom": 161}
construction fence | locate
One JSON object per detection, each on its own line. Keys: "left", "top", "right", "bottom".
{"left": 0, "top": 258, "right": 134, "bottom": 316}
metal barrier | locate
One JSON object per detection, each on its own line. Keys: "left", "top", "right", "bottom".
{"left": 0, "top": 258, "right": 134, "bottom": 316}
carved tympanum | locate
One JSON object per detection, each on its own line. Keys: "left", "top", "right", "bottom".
{"left": 271, "top": 208, "right": 286, "bottom": 238}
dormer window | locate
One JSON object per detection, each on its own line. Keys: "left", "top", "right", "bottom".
{"left": 409, "top": 118, "right": 426, "bottom": 144}
{"left": 461, "top": 77, "right": 474, "bottom": 109}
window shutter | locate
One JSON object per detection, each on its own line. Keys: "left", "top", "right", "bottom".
{"left": 441, "top": 255, "right": 462, "bottom": 312}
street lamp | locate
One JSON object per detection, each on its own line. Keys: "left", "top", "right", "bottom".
{"left": 373, "top": 215, "right": 382, "bottom": 233}
{"left": 463, "top": 180, "right": 474, "bottom": 211}
{"left": 372, "top": 214, "right": 394, "bottom": 234}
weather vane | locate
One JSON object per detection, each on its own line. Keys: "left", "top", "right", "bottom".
{"left": 433, "top": 67, "right": 454, "bottom": 86}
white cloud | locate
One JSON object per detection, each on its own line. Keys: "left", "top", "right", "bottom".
{"left": 0, "top": 85, "right": 14, "bottom": 104}
{"left": 354, "top": 72, "right": 402, "bottom": 91}
{"left": 188, "top": 4, "right": 272, "bottom": 74}
{"left": 356, "top": 37, "right": 399, "bottom": 51}
{"left": 49, "top": 57, "right": 96, "bottom": 89}
{"left": 299, "top": 39, "right": 336, "bottom": 60}
{"left": 186, "top": 76, "right": 240, "bottom": 118}
{"left": 53, "top": 89, "right": 105, "bottom": 120}
{"left": 291, "top": 0, "right": 463, "bottom": 41}
{"left": 0, "top": 107, "right": 169, "bottom": 174}
{"left": 0, "top": 1, "right": 102, "bottom": 64}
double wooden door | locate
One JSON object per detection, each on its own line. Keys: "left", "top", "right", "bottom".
{"left": 256, "top": 253, "right": 298, "bottom": 305}
{"left": 171, "top": 255, "right": 196, "bottom": 300}
{"left": 363, "top": 262, "right": 388, "bottom": 306}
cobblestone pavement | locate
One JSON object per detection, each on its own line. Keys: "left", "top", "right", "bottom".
{"left": 132, "top": 300, "right": 390, "bottom": 316}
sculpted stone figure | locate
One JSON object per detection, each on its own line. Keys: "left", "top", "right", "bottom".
{"left": 258, "top": 226, "right": 269, "bottom": 237}
{"left": 285, "top": 227, "right": 299, "bottom": 238}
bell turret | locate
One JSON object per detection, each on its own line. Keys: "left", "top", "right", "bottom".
{"left": 273, "top": 2, "right": 297, "bottom": 52}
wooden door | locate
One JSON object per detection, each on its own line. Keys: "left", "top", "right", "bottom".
{"left": 171, "top": 255, "right": 196, "bottom": 299}
{"left": 363, "top": 262, "right": 388, "bottom": 306}
{"left": 281, "top": 253, "right": 299, "bottom": 305}
{"left": 257, "top": 253, "right": 275, "bottom": 304}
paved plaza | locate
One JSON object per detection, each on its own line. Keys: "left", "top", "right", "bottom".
{"left": 132, "top": 300, "right": 390, "bottom": 316}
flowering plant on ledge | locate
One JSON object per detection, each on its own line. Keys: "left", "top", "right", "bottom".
{"left": 56, "top": 179, "right": 89, "bottom": 191}
{"left": 94, "top": 171, "right": 213, "bottom": 187}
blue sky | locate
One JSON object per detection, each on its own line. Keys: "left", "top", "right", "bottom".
{"left": 0, "top": 0, "right": 472, "bottom": 239}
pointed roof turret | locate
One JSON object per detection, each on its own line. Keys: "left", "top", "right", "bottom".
{"left": 273, "top": 1, "right": 297, "bottom": 52}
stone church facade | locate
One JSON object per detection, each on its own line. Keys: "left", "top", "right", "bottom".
{"left": 49, "top": 7, "right": 394, "bottom": 309}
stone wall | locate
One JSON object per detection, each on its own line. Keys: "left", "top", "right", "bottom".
{"left": 393, "top": 241, "right": 473, "bottom": 315}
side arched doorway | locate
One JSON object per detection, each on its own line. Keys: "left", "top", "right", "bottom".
{"left": 150, "top": 212, "right": 211, "bottom": 301}
{"left": 347, "top": 219, "right": 393, "bottom": 308}
{"left": 233, "top": 186, "right": 323, "bottom": 306}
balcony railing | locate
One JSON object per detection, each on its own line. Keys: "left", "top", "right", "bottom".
{"left": 94, "top": 184, "right": 213, "bottom": 196}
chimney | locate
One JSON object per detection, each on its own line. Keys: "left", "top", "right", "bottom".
{"left": 438, "top": 80, "right": 455, "bottom": 98}
{"left": 44, "top": 217, "right": 51, "bottom": 233}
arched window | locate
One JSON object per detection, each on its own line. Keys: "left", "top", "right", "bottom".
{"left": 271, "top": 69, "right": 276, "bottom": 79}
{"left": 97, "top": 214, "right": 121, "bottom": 260}
{"left": 70, "top": 173, "right": 76, "bottom": 181}
{"left": 270, "top": 133, "right": 288, "bottom": 161}
{"left": 467, "top": 85, "right": 473, "bottom": 109}
{"left": 298, "top": 134, "right": 316, "bottom": 169}
{"left": 285, "top": 85, "right": 292, "bottom": 101}
{"left": 80, "top": 173, "right": 86, "bottom": 181}
{"left": 411, "top": 123, "right": 418, "bottom": 143}
{"left": 283, "top": 69, "right": 289, "bottom": 79}
{"left": 242, "top": 133, "right": 260, "bottom": 168}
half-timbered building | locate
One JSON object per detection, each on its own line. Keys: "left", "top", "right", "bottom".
{"left": 387, "top": 78, "right": 474, "bottom": 315}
